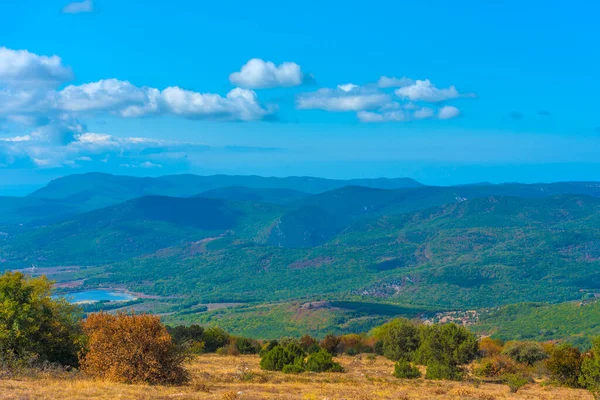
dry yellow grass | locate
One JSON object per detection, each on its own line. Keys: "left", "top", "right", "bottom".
{"left": 0, "top": 354, "right": 593, "bottom": 399}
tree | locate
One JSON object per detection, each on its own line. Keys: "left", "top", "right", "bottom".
{"left": 235, "top": 337, "right": 260, "bottom": 354}
{"left": 260, "top": 343, "right": 305, "bottom": 371}
{"left": 502, "top": 373, "right": 530, "bottom": 393}
{"left": 167, "top": 324, "right": 204, "bottom": 346}
{"left": 379, "top": 318, "right": 420, "bottom": 361}
{"left": 0, "top": 272, "right": 82, "bottom": 367}
{"left": 415, "top": 323, "right": 479, "bottom": 380}
{"left": 80, "top": 312, "right": 187, "bottom": 384}
{"left": 202, "top": 327, "right": 230, "bottom": 353}
{"left": 305, "top": 349, "right": 343, "bottom": 372}
{"left": 580, "top": 338, "right": 600, "bottom": 399}
{"left": 300, "top": 334, "right": 319, "bottom": 352}
{"left": 546, "top": 343, "right": 582, "bottom": 388}
{"left": 501, "top": 341, "right": 548, "bottom": 365}
{"left": 320, "top": 334, "right": 341, "bottom": 355}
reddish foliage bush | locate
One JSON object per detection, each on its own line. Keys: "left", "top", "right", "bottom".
{"left": 79, "top": 312, "right": 187, "bottom": 384}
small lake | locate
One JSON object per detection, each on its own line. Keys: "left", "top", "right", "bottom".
{"left": 57, "top": 290, "right": 136, "bottom": 304}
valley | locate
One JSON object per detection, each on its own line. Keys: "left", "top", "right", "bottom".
{"left": 2, "top": 172, "right": 600, "bottom": 344}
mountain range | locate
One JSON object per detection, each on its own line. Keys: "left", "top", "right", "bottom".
{"left": 1, "top": 173, "right": 600, "bottom": 340}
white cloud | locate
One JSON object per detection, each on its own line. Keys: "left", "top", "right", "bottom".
{"left": 438, "top": 105, "right": 460, "bottom": 120}
{"left": 395, "top": 79, "right": 463, "bottom": 102}
{"left": 62, "top": 0, "right": 93, "bottom": 14}
{"left": 57, "top": 80, "right": 275, "bottom": 121}
{"left": 337, "top": 83, "right": 359, "bottom": 92}
{"left": 160, "top": 86, "right": 273, "bottom": 121}
{"left": 0, "top": 135, "right": 31, "bottom": 142}
{"left": 377, "top": 76, "right": 414, "bottom": 88}
{"left": 357, "top": 106, "right": 448, "bottom": 123}
{"left": 0, "top": 47, "right": 73, "bottom": 88}
{"left": 0, "top": 48, "right": 277, "bottom": 123}
{"left": 229, "top": 58, "right": 306, "bottom": 89}
{"left": 357, "top": 110, "right": 408, "bottom": 123}
{"left": 140, "top": 161, "right": 163, "bottom": 168}
{"left": 1, "top": 76, "right": 274, "bottom": 122}
{"left": 297, "top": 85, "right": 390, "bottom": 112}
{"left": 57, "top": 79, "right": 155, "bottom": 114}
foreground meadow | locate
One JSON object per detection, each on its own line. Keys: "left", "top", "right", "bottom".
{"left": 0, "top": 354, "right": 592, "bottom": 400}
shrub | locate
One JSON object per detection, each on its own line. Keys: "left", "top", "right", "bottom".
{"left": 501, "top": 341, "right": 549, "bottom": 365}
{"left": 372, "top": 318, "right": 420, "bottom": 361}
{"left": 305, "top": 349, "right": 344, "bottom": 373}
{"left": 167, "top": 324, "right": 205, "bottom": 354}
{"left": 202, "top": 327, "right": 230, "bottom": 353}
{"left": 217, "top": 342, "right": 240, "bottom": 356}
{"left": 80, "top": 312, "right": 187, "bottom": 384}
{"left": 167, "top": 324, "right": 204, "bottom": 346}
{"left": 259, "top": 343, "right": 305, "bottom": 371}
{"left": 546, "top": 343, "right": 582, "bottom": 388}
{"left": 340, "top": 333, "right": 366, "bottom": 355}
{"left": 235, "top": 337, "right": 260, "bottom": 355}
{"left": 0, "top": 272, "right": 83, "bottom": 368}
{"left": 415, "top": 323, "right": 478, "bottom": 381}
{"left": 474, "top": 355, "right": 521, "bottom": 378}
{"left": 346, "top": 347, "right": 358, "bottom": 356}
{"left": 502, "top": 373, "right": 529, "bottom": 393}
{"left": 282, "top": 363, "right": 305, "bottom": 374}
{"left": 425, "top": 361, "right": 463, "bottom": 380}
{"left": 320, "top": 334, "right": 341, "bottom": 355}
{"left": 580, "top": 337, "right": 600, "bottom": 399}
{"left": 299, "top": 334, "right": 318, "bottom": 352}
{"left": 393, "top": 358, "right": 421, "bottom": 379}
{"left": 259, "top": 340, "right": 279, "bottom": 357}
{"left": 479, "top": 337, "right": 503, "bottom": 357}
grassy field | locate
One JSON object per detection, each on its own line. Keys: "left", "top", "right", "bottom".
{"left": 0, "top": 354, "right": 592, "bottom": 400}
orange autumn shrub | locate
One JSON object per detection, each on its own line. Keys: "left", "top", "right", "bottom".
{"left": 79, "top": 312, "right": 187, "bottom": 384}
{"left": 479, "top": 337, "right": 504, "bottom": 357}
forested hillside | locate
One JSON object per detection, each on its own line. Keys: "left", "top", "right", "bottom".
{"left": 1, "top": 173, "right": 600, "bottom": 340}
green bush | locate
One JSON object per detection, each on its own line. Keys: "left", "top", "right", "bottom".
{"left": 305, "top": 349, "right": 343, "bottom": 373}
{"left": 580, "top": 337, "right": 600, "bottom": 399}
{"left": 425, "top": 361, "right": 462, "bottom": 380}
{"left": 346, "top": 347, "right": 358, "bottom": 356}
{"left": 235, "top": 337, "right": 260, "bottom": 355}
{"left": 502, "top": 373, "right": 530, "bottom": 393}
{"left": 202, "top": 327, "right": 230, "bottom": 353}
{"left": 260, "top": 343, "right": 305, "bottom": 371}
{"left": 0, "top": 272, "right": 83, "bottom": 368}
{"left": 415, "top": 323, "right": 478, "bottom": 381}
{"left": 502, "top": 341, "right": 549, "bottom": 365}
{"left": 259, "top": 339, "right": 279, "bottom": 357}
{"left": 282, "top": 363, "right": 305, "bottom": 374}
{"left": 167, "top": 324, "right": 205, "bottom": 354}
{"left": 393, "top": 358, "right": 421, "bottom": 379}
{"left": 167, "top": 324, "right": 204, "bottom": 346}
{"left": 379, "top": 318, "right": 420, "bottom": 361}
{"left": 546, "top": 343, "right": 582, "bottom": 387}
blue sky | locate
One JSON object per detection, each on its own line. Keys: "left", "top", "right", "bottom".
{"left": 0, "top": 0, "right": 599, "bottom": 192}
